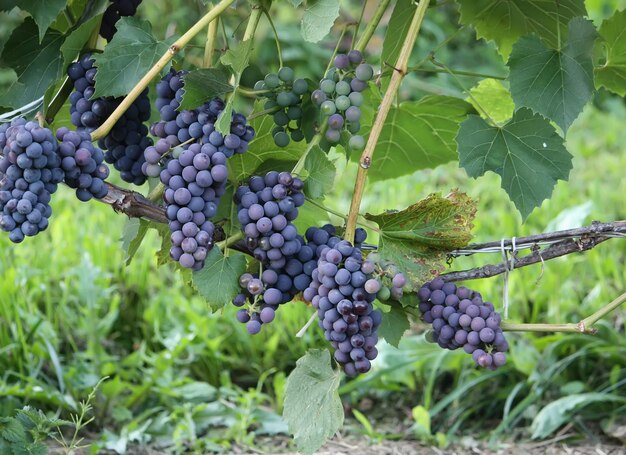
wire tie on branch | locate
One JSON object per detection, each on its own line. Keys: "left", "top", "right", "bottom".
{"left": 501, "top": 237, "right": 517, "bottom": 319}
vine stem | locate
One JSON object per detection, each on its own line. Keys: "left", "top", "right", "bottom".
{"left": 91, "top": 0, "right": 236, "bottom": 140}
{"left": 501, "top": 291, "right": 626, "bottom": 333}
{"left": 216, "top": 231, "right": 244, "bottom": 250}
{"left": 345, "top": 0, "right": 430, "bottom": 243}
{"left": 291, "top": 125, "right": 325, "bottom": 176}
{"left": 203, "top": 4, "right": 220, "bottom": 67}
{"left": 354, "top": 0, "right": 392, "bottom": 53}
{"left": 305, "top": 197, "right": 380, "bottom": 233}
{"left": 262, "top": 8, "right": 283, "bottom": 68}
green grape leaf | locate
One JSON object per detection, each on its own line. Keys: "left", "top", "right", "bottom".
{"left": 377, "top": 303, "right": 410, "bottom": 348}
{"left": 192, "top": 248, "right": 247, "bottom": 311}
{"left": 228, "top": 103, "right": 307, "bottom": 183}
{"left": 594, "top": 9, "right": 626, "bottom": 96}
{"left": 0, "top": 418, "right": 25, "bottom": 443}
{"left": 356, "top": 96, "right": 475, "bottom": 180}
{"left": 59, "top": 15, "right": 102, "bottom": 74}
{"left": 366, "top": 191, "right": 476, "bottom": 291}
{"left": 220, "top": 38, "right": 253, "bottom": 75}
{"left": 16, "top": 0, "right": 67, "bottom": 42}
{"left": 301, "top": 0, "right": 340, "bottom": 43}
{"left": 292, "top": 0, "right": 304, "bottom": 6}
{"left": 457, "top": 108, "right": 572, "bottom": 219}
{"left": 216, "top": 39, "right": 253, "bottom": 135}
{"left": 304, "top": 145, "right": 335, "bottom": 199}
{"left": 467, "top": 78, "right": 514, "bottom": 124}
{"left": 93, "top": 17, "right": 171, "bottom": 98}
{"left": 381, "top": 0, "right": 416, "bottom": 70}
{"left": 121, "top": 218, "right": 150, "bottom": 266}
{"left": 284, "top": 349, "right": 344, "bottom": 455}
{"left": 508, "top": 18, "right": 596, "bottom": 133}
{"left": 0, "top": 18, "right": 64, "bottom": 109}
{"left": 180, "top": 68, "right": 233, "bottom": 111}
{"left": 456, "top": 0, "right": 587, "bottom": 58}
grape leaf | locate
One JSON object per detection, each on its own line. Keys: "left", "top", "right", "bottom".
{"left": 467, "top": 78, "right": 514, "bottom": 124}
{"left": 594, "top": 9, "right": 626, "bottom": 96}
{"left": 180, "top": 68, "right": 233, "bottom": 111}
{"left": 60, "top": 15, "right": 101, "bottom": 73}
{"left": 0, "top": 18, "right": 64, "bottom": 109}
{"left": 381, "top": 0, "right": 416, "bottom": 70}
{"left": 366, "top": 191, "right": 476, "bottom": 291}
{"left": 377, "top": 303, "right": 410, "bottom": 348}
{"left": 283, "top": 349, "right": 343, "bottom": 455}
{"left": 301, "top": 0, "right": 340, "bottom": 43}
{"left": 216, "top": 39, "right": 253, "bottom": 135}
{"left": 355, "top": 96, "right": 475, "bottom": 180}
{"left": 228, "top": 103, "right": 307, "bottom": 183}
{"left": 508, "top": 18, "right": 596, "bottom": 133}
{"left": 457, "top": 108, "right": 572, "bottom": 219}
{"left": 304, "top": 145, "right": 335, "bottom": 199}
{"left": 456, "top": 0, "right": 587, "bottom": 58}
{"left": 192, "top": 248, "right": 247, "bottom": 311}
{"left": 15, "top": 0, "right": 66, "bottom": 42}
{"left": 292, "top": 0, "right": 304, "bottom": 6}
{"left": 93, "top": 17, "right": 171, "bottom": 98}
{"left": 121, "top": 218, "right": 149, "bottom": 266}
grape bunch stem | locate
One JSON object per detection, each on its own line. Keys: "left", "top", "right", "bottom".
{"left": 345, "top": 0, "right": 430, "bottom": 243}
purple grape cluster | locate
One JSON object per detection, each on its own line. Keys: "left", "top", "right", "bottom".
{"left": 312, "top": 50, "right": 372, "bottom": 151}
{"left": 56, "top": 128, "right": 110, "bottom": 202}
{"left": 160, "top": 142, "right": 224, "bottom": 270}
{"left": 0, "top": 119, "right": 64, "bottom": 243}
{"left": 233, "top": 271, "right": 296, "bottom": 334}
{"left": 253, "top": 67, "right": 309, "bottom": 147}
{"left": 67, "top": 53, "right": 152, "bottom": 185}
{"left": 98, "top": 90, "right": 152, "bottom": 185}
{"left": 231, "top": 223, "right": 368, "bottom": 334}
{"left": 100, "top": 0, "right": 143, "bottom": 41}
{"left": 234, "top": 171, "right": 305, "bottom": 269}
{"left": 303, "top": 231, "right": 381, "bottom": 376}
{"left": 417, "top": 278, "right": 509, "bottom": 369}
{"left": 144, "top": 74, "right": 253, "bottom": 177}
{"left": 67, "top": 54, "right": 114, "bottom": 130}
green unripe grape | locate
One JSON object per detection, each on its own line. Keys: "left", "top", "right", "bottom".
{"left": 320, "top": 100, "right": 336, "bottom": 115}
{"left": 335, "top": 95, "right": 350, "bottom": 111}
{"left": 348, "top": 121, "right": 361, "bottom": 134}
{"left": 355, "top": 64, "right": 374, "bottom": 81}
{"left": 264, "top": 99, "right": 277, "bottom": 110}
{"left": 274, "top": 111, "right": 289, "bottom": 126}
{"left": 276, "top": 92, "right": 292, "bottom": 107}
{"left": 254, "top": 80, "right": 266, "bottom": 91}
{"left": 325, "top": 128, "right": 341, "bottom": 143}
{"left": 264, "top": 73, "right": 280, "bottom": 88}
{"left": 320, "top": 79, "right": 336, "bottom": 95}
{"left": 287, "top": 92, "right": 300, "bottom": 106}
{"left": 335, "top": 80, "right": 351, "bottom": 96}
{"left": 325, "top": 68, "right": 339, "bottom": 81}
{"left": 274, "top": 131, "right": 290, "bottom": 147}
{"left": 349, "top": 135, "right": 365, "bottom": 151}
{"left": 377, "top": 285, "right": 391, "bottom": 301}
{"left": 292, "top": 78, "right": 308, "bottom": 95}
{"left": 290, "top": 129, "right": 305, "bottom": 142}
{"left": 172, "top": 146, "right": 182, "bottom": 159}
{"left": 278, "top": 67, "right": 294, "bottom": 82}
{"left": 348, "top": 91, "right": 363, "bottom": 107}
{"left": 287, "top": 106, "right": 302, "bottom": 120}
{"left": 272, "top": 126, "right": 285, "bottom": 136}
